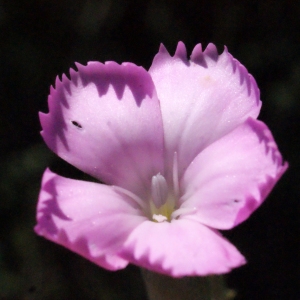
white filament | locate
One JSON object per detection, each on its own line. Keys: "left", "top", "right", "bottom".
{"left": 173, "top": 152, "right": 179, "bottom": 197}
{"left": 112, "top": 186, "right": 146, "bottom": 209}
{"left": 171, "top": 206, "right": 196, "bottom": 220}
{"left": 151, "top": 173, "right": 168, "bottom": 209}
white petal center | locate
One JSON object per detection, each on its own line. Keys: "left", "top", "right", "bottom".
{"left": 115, "top": 153, "right": 197, "bottom": 223}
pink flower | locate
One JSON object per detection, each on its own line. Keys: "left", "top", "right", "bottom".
{"left": 35, "top": 42, "right": 287, "bottom": 277}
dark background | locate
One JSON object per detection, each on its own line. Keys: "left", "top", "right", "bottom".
{"left": 0, "top": 0, "right": 299, "bottom": 299}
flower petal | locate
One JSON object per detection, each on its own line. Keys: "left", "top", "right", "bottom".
{"left": 40, "top": 62, "right": 164, "bottom": 198}
{"left": 119, "top": 219, "right": 245, "bottom": 277}
{"left": 35, "top": 169, "right": 147, "bottom": 270}
{"left": 149, "top": 42, "right": 261, "bottom": 178}
{"left": 181, "top": 118, "right": 288, "bottom": 230}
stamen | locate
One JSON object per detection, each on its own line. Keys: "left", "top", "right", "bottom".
{"left": 152, "top": 214, "right": 168, "bottom": 223}
{"left": 173, "top": 152, "right": 179, "bottom": 197}
{"left": 171, "top": 206, "right": 196, "bottom": 220}
{"left": 112, "top": 186, "right": 146, "bottom": 209}
{"left": 151, "top": 173, "right": 168, "bottom": 209}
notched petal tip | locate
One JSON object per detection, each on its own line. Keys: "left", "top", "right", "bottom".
{"left": 54, "top": 75, "right": 62, "bottom": 89}
{"left": 203, "top": 43, "right": 219, "bottom": 61}
{"left": 49, "top": 85, "right": 55, "bottom": 94}
{"left": 121, "top": 220, "right": 246, "bottom": 277}
{"left": 104, "top": 60, "right": 119, "bottom": 67}
{"left": 39, "top": 112, "right": 49, "bottom": 131}
{"left": 61, "top": 73, "right": 69, "bottom": 82}
{"left": 35, "top": 168, "right": 135, "bottom": 271}
{"left": 52, "top": 71, "right": 73, "bottom": 99}
{"left": 69, "top": 67, "right": 79, "bottom": 81}
{"left": 247, "top": 118, "right": 287, "bottom": 169}
{"left": 75, "top": 61, "right": 104, "bottom": 78}
{"left": 121, "top": 61, "right": 136, "bottom": 67}
{"left": 190, "top": 43, "right": 206, "bottom": 67}
{"left": 248, "top": 74, "right": 261, "bottom": 105}
{"left": 150, "top": 43, "right": 172, "bottom": 70}
{"left": 158, "top": 43, "right": 170, "bottom": 55}
{"left": 174, "top": 41, "right": 188, "bottom": 63}
{"left": 190, "top": 43, "right": 219, "bottom": 67}
{"left": 219, "top": 50, "right": 261, "bottom": 103}
{"left": 74, "top": 61, "right": 85, "bottom": 70}
{"left": 153, "top": 42, "right": 223, "bottom": 69}
{"left": 190, "top": 43, "right": 202, "bottom": 58}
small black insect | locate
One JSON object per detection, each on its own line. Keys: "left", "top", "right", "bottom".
{"left": 71, "top": 121, "right": 82, "bottom": 129}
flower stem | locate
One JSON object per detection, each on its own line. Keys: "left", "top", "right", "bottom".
{"left": 140, "top": 268, "right": 236, "bottom": 300}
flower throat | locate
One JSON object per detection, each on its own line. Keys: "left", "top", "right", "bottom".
{"left": 113, "top": 152, "right": 195, "bottom": 223}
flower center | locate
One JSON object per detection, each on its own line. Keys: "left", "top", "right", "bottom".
{"left": 112, "top": 152, "right": 196, "bottom": 223}
{"left": 150, "top": 173, "right": 175, "bottom": 222}
{"left": 151, "top": 173, "right": 169, "bottom": 209}
{"left": 149, "top": 153, "right": 196, "bottom": 222}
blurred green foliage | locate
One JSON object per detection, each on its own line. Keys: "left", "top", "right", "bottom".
{"left": 0, "top": 0, "right": 299, "bottom": 299}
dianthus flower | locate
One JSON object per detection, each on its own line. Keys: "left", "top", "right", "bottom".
{"left": 35, "top": 42, "right": 287, "bottom": 277}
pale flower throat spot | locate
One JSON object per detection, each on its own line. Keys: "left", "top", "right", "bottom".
{"left": 149, "top": 173, "right": 197, "bottom": 222}
{"left": 149, "top": 152, "right": 196, "bottom": 223}
{"left": 150, "top": 173, "right": 175, "bottom": 222}
{"left": 113, "top": 153, "right": 196, "bottom": 223}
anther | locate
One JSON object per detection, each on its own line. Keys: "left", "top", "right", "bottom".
{"left": 152, "top": 214, "right": 168, "bottom": 223}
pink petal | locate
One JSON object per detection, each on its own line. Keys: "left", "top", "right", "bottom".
{"left": 119, "top": 219, "right": 245, "bottom": 277}
{"left": 149, "top": 42, "right": 261, "bottom": 178}
{"left": 35, "top": 169, "right": 147, "bottom": 270}
{"left": 181, "top": 118, "right": 288, "bottom": 230}
{"left": 40, "top": 62, "right": 164, "bottom": 198}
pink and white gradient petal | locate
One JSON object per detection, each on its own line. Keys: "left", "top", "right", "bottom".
{"left": 119, "top": 219, "right": 245, "bottom": 277}
{"left": 35, "top": 169, "right": 147, "bottom": 270}
{"left": 40, "top": 62, "right": 164, "bottom": 198}
{"left": 180, "top": 118, "right": 288, "bottom": 230}
{"left": 35, "top": 42, "right": 288, "bottom": 278}
{"left": 149, "top": 42, "right": 261, "bottom": 179}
